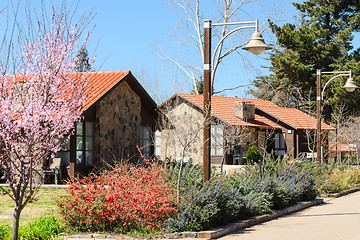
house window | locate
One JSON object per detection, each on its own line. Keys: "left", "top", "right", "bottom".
{"left": 76, "top": 121, "right": 95, "bottom": 166}
{"left": 140, "top": 126, "right": 152, "bottom": 157}
{"left": 155, "top": 130, "right": 161, "bottom": 157}
{"left": 211, "top": 125, "right": 224, "bottom": 156}
{"left": 275, "top": 132, "right": 286, "bottom": 156}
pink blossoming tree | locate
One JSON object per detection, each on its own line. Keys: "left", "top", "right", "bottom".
{"left": 0, "top": 4, "right": 94, "bottom": 240}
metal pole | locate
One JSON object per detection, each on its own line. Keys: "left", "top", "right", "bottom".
{"left": 316, "top": 69, "right": 322, "bottom": 163}
{"left": 203, "top": 20, "right": 211, "bottom": 181}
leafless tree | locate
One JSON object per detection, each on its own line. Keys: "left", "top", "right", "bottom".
{"left": 257, "top": 128, "right": 277, "bottom": 160}
{"left": 160, "top": 0, "right": 283, "bottom": 94}
{"left": 133, "top": 67, "right": 171, "bottom": 104}
{"left": 157, "top": 97, "right": 209, "bottom": 200}
{"left": 219, "top": 125, "right": 254, "bottom": 170}
{"left": 331, "top": 103, "right": 349, "bottom": 163}
{"left": 301, "top": 90, "right": 318, "bottom": 161}
{"left": 338, "top": 115, "right": 360, "bottom": 166}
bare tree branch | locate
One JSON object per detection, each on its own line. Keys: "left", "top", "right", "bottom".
{"left": 213, "top": 83, "right": 251, "bottom": 94}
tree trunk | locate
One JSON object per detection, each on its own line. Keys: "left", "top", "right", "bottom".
{"left": 12, "top": 206, "right": 22, "bottom": 240}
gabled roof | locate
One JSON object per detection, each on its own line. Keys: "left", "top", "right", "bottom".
{"left": 82, "top": 71, "right": 130, "bottom": 110}
{"left": 163, "top": 93, "right": 333, "bottom": 130}
{"left": 163, "top": 93, "right": 281, "bottom": 129}
{"left": 81, "top": 71, "right": 157, "bottom": 117}
{"left": 5, "top": 71, "right": 158, "bottom": 120}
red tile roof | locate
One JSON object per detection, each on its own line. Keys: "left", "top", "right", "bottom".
{"left": 8, "top": 71, "right": 157, "bottom": 118}
{"left": 81, "top": 71, "right": 130, "bottom": 111}
{"left": 256, "top": 105, "right": 333, "bottom": 130}
{"left": 329, "top": 144, "right": 356, "bottom": 153}
{"left": 175, "top": 93, "right": 333, "bottom": 130}
{"left": 178, "top": 93, "right": 281, "bottom": 129}
{"left": 80, "top": 70, "right": 158, "bottom": 119}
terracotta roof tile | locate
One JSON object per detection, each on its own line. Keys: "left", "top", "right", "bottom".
{"left": 178, "top": 93, "right": 333, "bottom": 130}
{"left": 329, "top": 144, "right": 356, "bottom": 152}
{"left": 256, "top": 105, "right": 333, "bottom": 130}
{"left": 179, "top": 93, "right": 281, "bottom": 129}
{"left": 80, "top": 71, "right": 130, "bottom": 111}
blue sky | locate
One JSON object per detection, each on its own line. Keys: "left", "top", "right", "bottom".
{"left": 81, "top": 0, "right": 301, "bottom": 102}
{"left": 1, "top": 0, "right": 358, "bottom": 103}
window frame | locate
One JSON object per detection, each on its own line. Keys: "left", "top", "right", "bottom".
{"left": 274, "top": 132, "right": 286, "bottom": 156}
{"left": 155, "top": 130, "right": 161, "bottom": 157}
{"left": 75, "top": 121, "right": 95, "bottom": 166}
{"left": 211, "top": 124, "right": 224, "bottom": 156}
{"left": 140, "top": 126, "right": 153, "bottom": 158}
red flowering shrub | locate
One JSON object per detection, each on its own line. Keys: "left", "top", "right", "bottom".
{"left": 59, "top": 161, "right": 177, "bottom": 233}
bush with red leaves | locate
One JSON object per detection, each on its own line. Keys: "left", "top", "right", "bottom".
{"left": 59, "top": 158, "right": 177, "bottom": 233}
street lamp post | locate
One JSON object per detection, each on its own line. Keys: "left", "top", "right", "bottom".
{"left": 316, "top": 70, "right": 358, "bottom": 163}
{"left": 203, "top": 19, "right": 271, "bottom": 181}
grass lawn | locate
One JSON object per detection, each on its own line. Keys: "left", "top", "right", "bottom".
{"left": 0, "top": 188, "right": 65, "bottom": 226}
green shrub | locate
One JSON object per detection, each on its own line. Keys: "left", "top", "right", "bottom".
{"left": 162, "top": 162, "right": 204, "bottom": 193}
{"left": 246, "top": 146, "right": 260, "bottom": 164}
{"left": 0, "top": 214, "right": 62, "bottom": 240}
{"left": 297, "top": 160, "right": 360, "bottom": 194}
{"left": 0, "top": 224, "right": 11, "bottom": 240}
{"left": 347, "top": 168, "right": 360, "bottom": 186}
{"left": 19, "top": 214, "right": 64, "bottom": 240}
{"left": 317, "top": 167, "right": 360, "bottom": 194}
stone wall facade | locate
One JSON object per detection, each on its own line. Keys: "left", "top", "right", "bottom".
{"left": 160, "top": 99, "right": 204, "bottom": 164}
{"left": 160, "top": 99, "right": 262, "bottom": 165}
{"left": 95, "top": 81, "right": 141, "bottom": 163}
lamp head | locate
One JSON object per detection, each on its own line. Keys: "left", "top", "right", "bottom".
{"left": 343, "top": 77, "right": 358, "bottom": 92}
{"left": 242, "top": 31, "right": 272, "bottom": 55}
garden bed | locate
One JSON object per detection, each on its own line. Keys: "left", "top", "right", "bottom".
{"left": 2, "top": 160, "right": 360, "bottom": 239}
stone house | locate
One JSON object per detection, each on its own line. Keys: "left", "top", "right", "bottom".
{"left": 156, "top": 93, "right": 334, "bottom": 165}
{"left": 56, "top": 71, "right": 158, "bottom": 179}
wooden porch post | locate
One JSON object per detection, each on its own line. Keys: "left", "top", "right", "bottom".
{"left": 69, "top": 134, "right": 76, "bottom": 177}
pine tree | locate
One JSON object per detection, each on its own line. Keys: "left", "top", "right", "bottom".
{"left": 191, "top": 78, "right": 204, "bottom": 94}
{"left": 75, "top": 45, "right": 91, "bottom": 72}
{"left": 250, "top": 0, "right": 360, "bottom": 114}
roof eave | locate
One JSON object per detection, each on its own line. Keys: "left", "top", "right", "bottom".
{"left": 256, "top": 106, "right": 298, "bottom": 130}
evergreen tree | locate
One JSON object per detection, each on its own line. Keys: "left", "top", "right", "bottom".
{"left": 191, "top": 78, "right": 204, "bottom": 94}
{"left": 250, "top": 0, "right": 360, "bottom": 114}
{"left": 75, "top": 45, "right": 91, "bottom": 72}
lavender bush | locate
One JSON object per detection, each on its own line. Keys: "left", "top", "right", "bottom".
{"left": 166, "top": 159, "right": 317, "bottom": 232}
{"left": 166, "top": 179, "right": 272, "bottom": 232}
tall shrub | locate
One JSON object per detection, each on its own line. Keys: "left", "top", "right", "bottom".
{"left": 59, "top": 162, "right": 177, "bottom": 233}
{"left": 246, "top": 146, "right": 260, "bottom": 164}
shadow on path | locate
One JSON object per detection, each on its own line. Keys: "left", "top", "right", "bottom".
{"left": 294, "top": 212, "right": 360, "bottom": 217}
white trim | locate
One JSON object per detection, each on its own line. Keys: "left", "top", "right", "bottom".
{"left": 204, "top": 64, "right": 211, "bottom": 70}
{"left": 204, "top": 20, "right": 211, "bottom": 28}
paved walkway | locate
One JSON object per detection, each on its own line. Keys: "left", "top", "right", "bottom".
{"left": 215, "top": 191, "right": 360, "bottom": 240}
